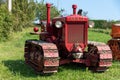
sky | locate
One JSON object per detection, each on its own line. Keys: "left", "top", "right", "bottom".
{"left": 37, "top": 0, "right": 120, "bottom": 20}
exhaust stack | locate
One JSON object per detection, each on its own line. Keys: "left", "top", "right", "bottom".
{"left": 46, "top": 3, "right": 51, "bottom": 30}
{"left": 72, "top": 4, "right": 77, "bottom": 15}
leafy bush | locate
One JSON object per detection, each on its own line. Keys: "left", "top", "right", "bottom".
{"left": 0, "top": 5, "right": 13, "bottom": 41}
{"left": 12, "top": 0, "right": 36, "bottom": 31}
{"left": 0, "top": 0, "right": 36, "bottom": 41}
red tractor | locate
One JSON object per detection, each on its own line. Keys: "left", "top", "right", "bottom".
{"left": 24, "top": 3, "right": 112, "bottom": 74}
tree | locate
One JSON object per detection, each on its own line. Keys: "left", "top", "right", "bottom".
{"left": 12, "top": 0, "right": 36, "bottom": 31}
{"left": 36, "top": 2, "right": 60, "bottom": 20}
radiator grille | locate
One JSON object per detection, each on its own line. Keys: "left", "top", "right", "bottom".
{"left": 67, "top": 23, "right": 84, "bottom": 43}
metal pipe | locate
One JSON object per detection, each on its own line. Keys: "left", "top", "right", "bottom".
{"left": 46, "top": 3, "right": 51, "bottom": 29}
{"left": 72, "top": 4, "right": 77, "bottom": 15}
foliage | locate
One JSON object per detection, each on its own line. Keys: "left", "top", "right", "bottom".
{"left": 12, "top": 0, "right": 36, "bottom": 31}
{"left": 91, "top": 20, "right": 115, "bottom": 29}
{"left": 0, "top": 5, "right": 13, "bottom": 41}
{"left": 0, "top": 0, "right": 36, "bottom": 41}
{"left": 115, "top": 20, "right": 120, "bottom": 23}
{"left": 36, "top": 2, "right": 60, "bottom": 20}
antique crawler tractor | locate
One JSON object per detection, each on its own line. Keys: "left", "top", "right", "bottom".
{"left": 24, "top": 3, "right": 112, "bottom": 74}
{"left": 108, "top": 24, "right": 120, "bottom": 60}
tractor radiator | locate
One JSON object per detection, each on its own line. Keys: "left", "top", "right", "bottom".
{"left": 67, "top": 23, "right": 84, "bottom": 43}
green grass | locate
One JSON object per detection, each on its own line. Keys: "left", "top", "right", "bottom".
{"left": 88, "top": 29, "right": 111, "bottom": 43}
{"left": 0, "top": 28, "right": 120, "bottom": 80}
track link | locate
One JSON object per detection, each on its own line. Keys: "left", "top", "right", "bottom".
{"left": 87, "top": 41, "right": 112, "bottom": 72}
{"left": 24, "top": 40, "right": 59, "bottom": 74}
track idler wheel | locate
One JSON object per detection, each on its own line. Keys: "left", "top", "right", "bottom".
{"left": 24, "top": 40, "right": 59, "bottom": 74}
{"left": 87, "top": 43, "right": 112, "bottom": 72}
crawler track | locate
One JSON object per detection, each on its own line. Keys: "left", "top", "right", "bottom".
{"left": 24, "top": 40, "right": 59, "bottom": 74}
{"left": 87, "top": 41, "right": 112, "bottom": 72}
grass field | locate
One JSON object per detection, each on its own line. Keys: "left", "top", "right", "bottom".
{"left": 0, "top": 28, "right": 120, "bottom": 80}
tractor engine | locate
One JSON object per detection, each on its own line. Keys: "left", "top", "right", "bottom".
{"left": 24, "top": 3, "right": 112, "bottom": 74}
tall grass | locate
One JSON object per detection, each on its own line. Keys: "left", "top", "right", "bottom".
{"left": 0, "top": 28, "right": 120, "bottom": 80}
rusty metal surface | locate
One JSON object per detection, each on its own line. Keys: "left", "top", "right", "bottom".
{"left": 24, "top": 40, "right": 59, "bottom": 74}
{"left": 87, "top": 41, "right": 112, "bottom": 72}
{"left": 111, "top": 24, "right": 120, "bottom": 38}
{"left": 108, "top": 24, "right": 120, "bottom": 60}
{"left": 108, "top": 39, "right": 120, "bottom": 60}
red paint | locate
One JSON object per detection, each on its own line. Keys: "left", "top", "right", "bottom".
{"left": 73, "top": 59, "right": 85, "bottom": 63}
{"left": 72, "top": 4, "right": 77, "bottom": 15}
{"left": 100, "top": 53, "right": 112, "bottom": 59}
{"left": 52, "top": 15, "right": 88, "bottom": 52}
{"left": 66, "top": 15, "right": 88, "bottom": 22}
{"left": 84, "top": 22, "right": 88, "bottom": 48}
{"left": 33, "top": 27, "right": 39, "bottom": 32}
{"left": 64, "top": 15, "right": 88, "bottom": 52}
{"left": 99, "top": 61, "right": 112, "bottom": 67}
{"left": 46, "top": 3, "right": 51, "bottom": 31}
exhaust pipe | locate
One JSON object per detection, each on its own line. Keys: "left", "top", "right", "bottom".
{"left": 46, "top": 3, "right": 51, "bottom": 31}
{"left": 72, "top": 4, "right": 77, "bottom": 15}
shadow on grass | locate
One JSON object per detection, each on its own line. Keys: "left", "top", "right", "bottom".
{"left": 3, "top": 60, "right": 87, "bottom": 77}
{"left": 58, "top": 63, "right": 87, "bottom": 72}
{"left": 2, "top": 60, "right": 53, "bottom": 77}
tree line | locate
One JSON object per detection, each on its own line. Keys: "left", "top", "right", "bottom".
{"left": 91, "top": 20, "right": 120, "bottom": 29}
